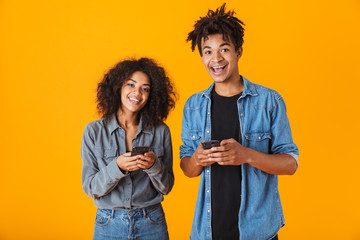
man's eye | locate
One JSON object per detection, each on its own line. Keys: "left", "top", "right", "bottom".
{"left": 221, "top": 48, "right": 229, "bottom": 52}
{"left": 204, "top": 50, "right": 211, "bottom": 55}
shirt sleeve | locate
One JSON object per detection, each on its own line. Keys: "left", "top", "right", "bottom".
{"left": 81, "top": 123, "right": 128, "bottom": 199}
{"left": 179, "top": 99, "right": 197, "bottom": 159}
{"left": 143, "top": 126, "right": 174, "bottom": 195}
{"left": 270, "top": 95, "right": 299, "bottom": 164}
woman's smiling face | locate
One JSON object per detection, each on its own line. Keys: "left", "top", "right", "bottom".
{"left": 120, "top": 71, "right": 151, "bottom": 114}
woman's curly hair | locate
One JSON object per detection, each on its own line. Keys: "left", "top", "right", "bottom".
{"left": 186, "top": 3, "right": 245, "bottom": 56}
{"left": 97, "top": 58, "right": 176, "bottom": 129}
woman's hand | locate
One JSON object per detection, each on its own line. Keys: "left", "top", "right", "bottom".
{"left": 135, "top": 151, "right": 156, "bottom": 169}
{"left": 116, "top": 151, "right": 156, "bottom": 171}
{"left": 116, "top": 152, "right": 141, "bottom": 172}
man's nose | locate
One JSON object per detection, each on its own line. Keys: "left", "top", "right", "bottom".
{"left": 211, "top": 51, "right": 223, "bottom": 62}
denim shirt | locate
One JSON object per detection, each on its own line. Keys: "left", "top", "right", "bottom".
{"left": 81, "top": 114, "right": 174, "bottom": 209}
{"left": 180, "top": 77, "right": 299, "bottom": 240}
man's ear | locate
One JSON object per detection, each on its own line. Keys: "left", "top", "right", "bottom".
{"left": 237, "top": 47, "right": 243, "bottom": 60}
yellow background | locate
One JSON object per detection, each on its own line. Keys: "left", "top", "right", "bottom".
{"left": 1, "top": 0, "right": 360, "bottom": 239}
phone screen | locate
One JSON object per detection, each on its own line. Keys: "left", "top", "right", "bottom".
{"left": 131, "top": 146, "right": 150, "bottom": 156}
{"left": 201, "top": 140, "right": 220, "bottom": 149}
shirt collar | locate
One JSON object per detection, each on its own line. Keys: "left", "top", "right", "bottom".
{"left": 201, "top": 75, "right": 258, "bottom": 98}
{"left": 107, "top": 114, "right": 154, "bottom": 135}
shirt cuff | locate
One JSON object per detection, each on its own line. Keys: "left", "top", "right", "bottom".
{"left": 285, "top": 153, "right": 299, "bottom": 166}
{"left": 107, "top": 158, "right": 128, "bottom": 179}
{"left": 143, "top": 156, "right": 162, "bottom": 175}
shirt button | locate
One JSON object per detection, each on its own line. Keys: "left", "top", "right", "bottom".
{"left": 240, "top": 113, "right": 243, "bottom": 117}
{"left": 208, "top": 210, "right": 210, "bottom": 213}
{"left": 206, "top": 130, "right": 209, "bottom": 133}
{"left": 207, "top": 190, "right": 210, "bottom": 193}
{"left": 258, "top": 136, "right": 261, "bottom": 140}
{"left": 208, "top": 112, "right": 210, "bottom": 115}
{"left": 206, "top": 170, "right": 209, "bottom": 173}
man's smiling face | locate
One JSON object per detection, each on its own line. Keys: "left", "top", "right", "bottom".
{"left": 200, "top": 33, "right": 242, "bottom": 84}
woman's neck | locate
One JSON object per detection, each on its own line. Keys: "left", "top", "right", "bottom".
{"left": 116, "top": 109, "right": 139, "bottom": 129}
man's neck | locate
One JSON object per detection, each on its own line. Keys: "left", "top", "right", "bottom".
{"left": 214, "top": 75, "right": 244, "bottom": 97}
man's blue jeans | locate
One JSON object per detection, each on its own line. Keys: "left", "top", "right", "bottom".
{"left": 93, "top": 203, "right": 169, "bottom": 240}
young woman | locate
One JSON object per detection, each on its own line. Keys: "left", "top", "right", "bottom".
{"left": 81, "top": 58, "right": 176, "bottom": 240}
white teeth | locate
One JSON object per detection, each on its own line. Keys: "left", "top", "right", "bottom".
{"left": 129, "top": 97, "right": 140, "bottom": 102}
{"left": 212, "top": 66, "right": 224, "bottom": 69}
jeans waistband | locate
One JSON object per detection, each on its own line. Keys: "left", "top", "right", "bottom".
{"left": 99, "top": 203, "right": 162, "bottom": 218}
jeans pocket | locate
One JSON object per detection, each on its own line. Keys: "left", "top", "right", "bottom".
{"left": 146, "top": 206, "right": 166, "bottom": 224}
{"left": 95, "top": 210, "right": 111, "bottom": 226}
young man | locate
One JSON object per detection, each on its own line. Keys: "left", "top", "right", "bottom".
{"left": 180, "top": 4, "right": 299, "bottom": 240}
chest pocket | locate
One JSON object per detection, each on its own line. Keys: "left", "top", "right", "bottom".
{"left": 187, "top": 130, "right": 202, "bottom": 141}
{"left": 151, "top": 147, "right": 164, "bottom": 160}
{"left": 94, "top": 147, "right": 118, "bottom": 164}
{"left": 244, "top": 131, "right": 271, "bottom": 153}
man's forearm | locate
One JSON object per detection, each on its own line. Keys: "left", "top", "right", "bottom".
{"left": 180, "top": 156, "right": 203, "bottom": 178}
{"left": 246, "top": 148, "right": 298, "bottom": 175}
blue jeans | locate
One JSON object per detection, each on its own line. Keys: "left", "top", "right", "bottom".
{"left": 93, "top": 203, "right": 169, "bottom": 240}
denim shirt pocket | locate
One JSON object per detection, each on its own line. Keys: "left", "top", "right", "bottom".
{"left": 94, "top": 147, "right": 118, "bottom": 165}
{"left": 187, "top": 129, "right": 202, "bottom": 140}
{"left": 244, "top": 131, "right": 271, "bottom": 153}
{"left": 151, "top": 147, "right": 164, "bottom": 159}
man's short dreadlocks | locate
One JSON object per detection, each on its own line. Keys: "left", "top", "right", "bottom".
{"left": 186, "top": 3, "right": 245, "bottom": 56}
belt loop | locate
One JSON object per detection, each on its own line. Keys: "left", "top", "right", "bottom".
{"left": 111, "top": 209, "right": 115, "bottom": 219}
{"left": 142, "top": 207, "right": 147, "bottom": 218}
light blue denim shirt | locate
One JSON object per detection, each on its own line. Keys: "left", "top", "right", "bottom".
{"left": 81, "top": 114, "right": 174, "bottom": 209}
{"left": 180, "top": 77, "right": 299, "bottom": 240}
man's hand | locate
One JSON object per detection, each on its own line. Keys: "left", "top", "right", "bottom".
{"left": 207, "top": 138, "right": 298, "bottom": 175}
{"left": 192, "top": 142, "right": 218, "bottom": 167}
{"left": 207, "top": 138, "right": 248, "bottom": 165}
{"left": 180, "top": 141, "right": 219, "bottom": 177}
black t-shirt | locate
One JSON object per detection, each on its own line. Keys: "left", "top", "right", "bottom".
{"left": 211, "top": 88, "right": 242, "bottom": 240}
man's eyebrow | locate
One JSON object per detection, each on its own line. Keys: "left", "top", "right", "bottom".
{"left": 202, "top": 42, "right": 231, "bottom": 50}
{"left": 220, "top": 42, "right": 231, "bottom": 47}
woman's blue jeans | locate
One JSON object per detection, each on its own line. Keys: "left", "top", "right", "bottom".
{"left": 93, "top": 203, "right": 169, "bottom": 240}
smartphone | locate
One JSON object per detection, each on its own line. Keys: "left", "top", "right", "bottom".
{"left": 201, "top": 140, "right": 220, "bottom": 149}
{"left": 131, "top": 146, "right": 150, "bottom": 156}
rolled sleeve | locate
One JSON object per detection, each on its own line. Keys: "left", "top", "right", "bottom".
{"left": 180, "top": 101, "right": 197, "bottom": 159}
{"left": 270, "top": 96, "right": 299, "bottom": 159}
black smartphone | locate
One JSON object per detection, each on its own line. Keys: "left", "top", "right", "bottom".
{"left": 131, "top": 146, "right": 150, "bottom": 156}
{"left": 201, "top": 140, "right": 220, "bottom": 149}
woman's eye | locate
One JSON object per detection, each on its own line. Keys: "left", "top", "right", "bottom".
{"left": 142, "top": 88, "right": 150, "bottom": 93}
{"left": 127, "top": 83, "right": 135, "bottom": 87}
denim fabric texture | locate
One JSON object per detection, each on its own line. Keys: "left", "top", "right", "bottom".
{"left": 81, "top": 115, "right": 174, "bottom": 209}
{"left": 93, "top": 203, "right": 169, "bottom": 240}
{"left": 180, "top": 77, "right": 299, "bottom": 240}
